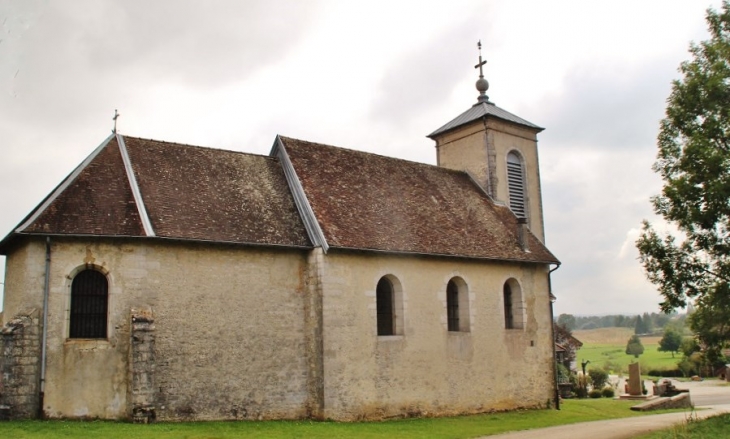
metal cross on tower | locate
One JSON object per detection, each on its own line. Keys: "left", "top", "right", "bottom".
{"left": 474, "top": 40, "right": 490, "bottom": 104}
{"left": 475, "top": 40, "right": 487, "bottom": 77}
{"left": 112, "top": 109, "right": 120, "bottom": 134}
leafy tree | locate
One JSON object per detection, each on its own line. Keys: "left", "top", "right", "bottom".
{"left": 642, "top": 312, "right": 654, "bottom": 333}
{"left": 556, "top": 313, "right": 576, "bottom": 331}
{"left": 658, "top": 328, "right": 683, "bottom": 357}
{"left": 680, "top": 337, "right": 701, "bottom": 358}
{"left": 636, "top": 2, "right": 730, "bottom": 363}
{"left": 626, "top": 335, "right": 645, "bottom": 358}
{"left": 634, "top": 315, "right": 648, "bottom": 335}
{"left": 588, "top": 369, "right": 609, "bottom": 389}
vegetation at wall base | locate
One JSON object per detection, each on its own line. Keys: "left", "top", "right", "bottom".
{"left": 0, "top": 400, "right": 690, "bottom": 439}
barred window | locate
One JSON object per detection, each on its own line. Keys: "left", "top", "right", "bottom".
{"left": 70, "top": 269, "right": 108, "bottom": 339}
{"left": 376, "top": 277, "right": 395, "bottom": 336}
{"left": 447, "top": 280, "right": 459, "bottom": 331}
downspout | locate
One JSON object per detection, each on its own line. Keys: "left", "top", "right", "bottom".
{"left": 549, "top": 263, "right": 561, "bottom": 410}
{"left": 39, "top": 237, "right": 51, "bottom": 418}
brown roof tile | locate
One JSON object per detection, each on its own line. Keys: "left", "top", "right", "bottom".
{"left": 4, "top": 136, "right": 311, "bottom": 250}
{"left": 281, "top": 136, "right": 558, "bottom": 264}
{"left": 123, "top": 136, "right": 310, "bottom": 247}
{"left": 22, "top": 136, "right": 145, "bottom": 236}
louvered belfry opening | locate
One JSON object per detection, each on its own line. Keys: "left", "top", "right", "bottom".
{"left": 70, "top": 269, "right": 108, "bottom": 339}
{"left": 376, "top": 277, "right": 395, "bottom": 336}
{"left": 506, "top": 152, "right": 526, "bottom": 219}
{"left": 503, "top": 282, "right": 514, "bottom": 329}
{"left": 447, "top": 280, "right": 459, "bottom": 331}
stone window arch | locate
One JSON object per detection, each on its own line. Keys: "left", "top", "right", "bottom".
{"left": 69, "top": 268, "right": 109, "bottom": 339}
{"left": 503, "top": 278, "right": 524, "bottom": 330}
{"left": 376, "top": 275, "right": 404, "bottom": 336}
{"left": 446, "top": 277, "right": 470, "bottom": 332}
{"left": 506, "top": 151, "right": 527, "bottom": 219}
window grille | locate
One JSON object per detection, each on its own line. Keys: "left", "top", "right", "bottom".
{"left": 376, "top": 277, "right": 395, "bottom": 336}
{"left": 70, "top": 269, "right": 108, "bottom": 339}
{"left": 447, "top": 280, "right": 459, "bottom": 331}
{"left": 507, "top": 152, "right": 526, "bottom": 219}
{"left": 503, "top": 283, "right": 514, "bottom": 329}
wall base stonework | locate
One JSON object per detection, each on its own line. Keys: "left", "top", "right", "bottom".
{"left": 0, "top": 309, "right": 41, "bottom": 419}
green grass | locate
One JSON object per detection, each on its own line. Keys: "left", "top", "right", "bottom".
{"left": 634, "top": 413, "right": 730, "bottom": 438}
{"left": 577, "top": 341, "right": 680, "bottom": 376}
{"left": 0, "top": 400, "right": 686, "bottom": 439}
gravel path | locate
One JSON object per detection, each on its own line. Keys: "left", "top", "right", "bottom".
{"left": 479, "top": 380, "right": 730, "bottom": 439}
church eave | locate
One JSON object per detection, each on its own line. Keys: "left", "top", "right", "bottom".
{"left": 0, "top": 231, "right": 313, "bottom": 256}
{"left": 326, "top": 244, "right": 560, "bottom": 265}
{"left": 427, "top": 104, "right": 544, "bottom": 140}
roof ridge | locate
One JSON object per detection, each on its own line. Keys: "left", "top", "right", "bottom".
{"left": 121, "top": 135, "right": 277, "bottom": 161}
{"left": 279, "top": 135, "right": 473, "bottom": 177}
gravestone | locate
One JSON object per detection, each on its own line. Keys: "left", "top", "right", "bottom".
{"left": 627, "top": 362, "right": 642, "bottom": 396}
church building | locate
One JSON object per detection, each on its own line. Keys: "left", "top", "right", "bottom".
{"left": 0, "top": 56, "right": 559, "bottom": 421}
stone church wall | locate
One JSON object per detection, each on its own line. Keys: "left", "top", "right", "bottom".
{"left": 0, "top": 310, "right": 41, "bottom": 419}
{"left": 3, "top": 238, "right": 310, "bottom": 420}
{"left": 317, "top": 251, "right": 553, "bottom": 420}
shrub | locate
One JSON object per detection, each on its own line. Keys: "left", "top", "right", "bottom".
{"left": 588, "top": 389, "right": 602, "bottom": 398}
{"left": 601, "top": 386, "right": 615, "bottom": 398}
{"left": 588, "top": 369, "right": 609, "bottom": 389}
{"left": 646, "top": 368, "right": 685, "bottom": 378}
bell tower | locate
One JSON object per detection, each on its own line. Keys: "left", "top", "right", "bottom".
{"left": 427, "top": 42, "right": 546, "bottom": 242}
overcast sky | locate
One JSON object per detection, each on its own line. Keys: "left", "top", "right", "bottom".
{"left": 0, "top": 0, "right": 722, "bottom": 316}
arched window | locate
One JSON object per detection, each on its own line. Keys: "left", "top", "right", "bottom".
{"left": 447, "top": 280, "right": 459, "bottom": 331}
{"left": 503, "top": 279, "right": 524, "bottom": 330}
{"left": 506, "top": 152, "right": 527, "bottom": 219}
{"left": 70, "top": 269, "right": 108, "bottom": 339}
{"left": 377, "top": 277, "right": 395, "bottom": 336}
{"left": 446, "top": 277, "right": 470, "bottom": 332}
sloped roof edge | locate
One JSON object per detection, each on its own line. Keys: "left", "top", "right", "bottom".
{"left": 427, "top": 102, "right": 544, "bottom": 139}
{"left": 270, "top": 135, "right": 329, "bottom": 252}
{"left": 13, "top": 134, "right": 116, "bottom": 234}
{"left": 117, "top": 134, "right": 155, "bottom": 236}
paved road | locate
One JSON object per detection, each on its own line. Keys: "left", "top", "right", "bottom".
{"left": 480, "top": 380, "right": 730, "bottom": 439}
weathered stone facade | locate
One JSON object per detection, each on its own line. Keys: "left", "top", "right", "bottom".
{"left": 1, "top": 236, "right": 553, "bottom": 421}
{"left": 317, "top": 252, "right": 553, "bottom": 420}
{"left": 2, "top": 238, "right": 311, "bottom": 420}
{"left": 0, "top": 310, "right": 41, "bottom": 419}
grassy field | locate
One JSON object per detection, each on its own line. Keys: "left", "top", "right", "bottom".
{"left": 573, "top": 328, "right": 680, "bottom": 375}
{"left": 634, "top": 413, "right": 730, "bottom": 438}
{"left": 0, "top": 399, "right": 686, "bottom": 439}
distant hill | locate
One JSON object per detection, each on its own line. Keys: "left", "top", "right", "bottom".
{"left": 573, "top": 327, "right": 660, "bottom": 345}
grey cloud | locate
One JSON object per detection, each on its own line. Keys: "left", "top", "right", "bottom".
{"left": 0, "top": 0, "right": 318, "bottom": 133}
{"left": 368, "top": 14, "right": 491, "bottom": 126}
{"left": 537, "top": 58, "right": 680, "bottom": 152}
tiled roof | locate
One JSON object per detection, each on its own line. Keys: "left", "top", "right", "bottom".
{"left": 123, "top": 137, "right": 310, "bottom": 246}
{"left": 427, "top": 102, "right": 543, "bottom": 138}
{"left": 280, "top": 137, "right": 558, "bottom": 264}
{"left": 20, "top": 136, "right": 145, "bottom": 237}
{"left": 1, "top": 135, "right": 311, "bottom": 251}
